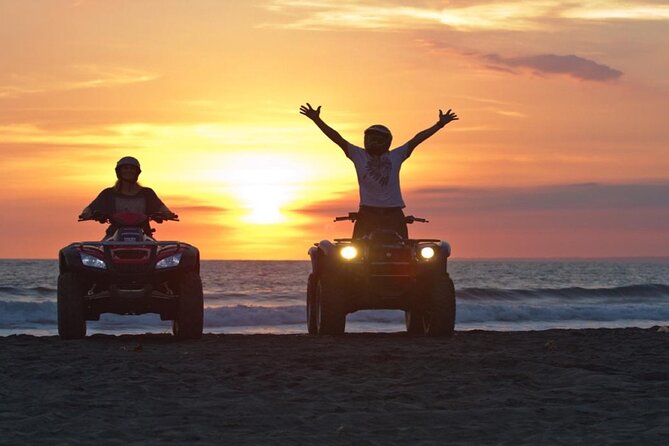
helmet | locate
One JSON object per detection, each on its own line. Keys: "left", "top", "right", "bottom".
{"left": 116, "top": 156, "right": 141, "bottom": 171}
{"left": 115, "top": 156, "right": 141, "bottom": 179}
{"left": 365, "top": 124, "right": 392, "bottom": 139}
{"left": 364, "top": 124, "right": 392, "bottom": 154}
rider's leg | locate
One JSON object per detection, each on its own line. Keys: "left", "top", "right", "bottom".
{"left": 352, "top": 208, "right": 373, "bottom": 239}
{"left": 387, "top": 208, "right": 408, "bottom": 238}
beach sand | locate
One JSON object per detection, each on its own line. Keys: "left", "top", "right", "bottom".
{"left": 1, "top": 328, "right": 668, "bottom": 445}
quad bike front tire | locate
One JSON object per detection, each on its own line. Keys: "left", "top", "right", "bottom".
{"left": 57, "top": 272, "right": 87, "bottom": 340}
{"left": 173, "top": 272, "right": 204, "bottom": 339}
{"left": 405, "top": 308, "right": 425, "bottom": 334}
{"left": 306, "top": 273, "right": 318, "bottom": 334}
{"left": 423, "top": 274, "right": 456, "bottom": 337}
{"left": 314, "top": 273, "right": 346, "bottom": 335}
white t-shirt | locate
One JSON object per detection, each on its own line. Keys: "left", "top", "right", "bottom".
{"left": 346, "top": 143, "right": 410, "bottom": 208}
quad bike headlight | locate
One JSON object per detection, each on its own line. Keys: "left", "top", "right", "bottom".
{"left": 340, "top": 246, "right": 358, "bottom": 260}
{"left": 156, "top": 253, "right": 182, "bottom": 269}
{"left": 419, "top": 246, "right": 436, "bottom": 260}
{"left": 80, "top": 253, "right": 107, "bottom": 269}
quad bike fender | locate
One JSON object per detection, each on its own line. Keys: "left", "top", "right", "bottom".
{"left": 59, "top": 245, "right": 84, "bottom": 273}
{"left": 174, "top": 245, "right": 201, "bottom": 273}
{"left": 438, "top": 241, "right": 451, "bottom": 259}
{"left": 309, "top": 240, "right": 335, "bottom": 274}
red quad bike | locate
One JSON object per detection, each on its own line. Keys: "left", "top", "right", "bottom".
{"left": 307, "top": 213, "right": 456, "bottom": 336}
{"left": 57, "top": 212, "right": 203, "bottom": 339}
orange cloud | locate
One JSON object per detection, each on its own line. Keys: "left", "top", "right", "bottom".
{"left": 417, "top": 39, "right": 622, "bottom": 82}
{"left": 264, "top": 1, "right": 554, "bottom": 31}
{"left": 0, "top": 65, "right": 157, "bottom": 99}
{"left": 483, "top": 54, "right": 622, "bottom": 82}
{"left": 264, "top": 1, "right": 669, "bottom": 33}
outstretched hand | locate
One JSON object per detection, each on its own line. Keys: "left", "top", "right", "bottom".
{"left": 438, "top": 109, "right": 458, "bottom": 126}
{"left": 299, "top": 103, "right": 321, "bottom": 121}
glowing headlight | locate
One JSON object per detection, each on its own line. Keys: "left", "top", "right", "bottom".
{"left": 420, "top": 246, "right": 436, "bottom": 260}
{"left": 156, "top": 253, "right": 182, "bottom": 269}
{"left": 80, "top": 253, "right": 107, "bottom": 269}
{"left": 340, "top": 246, "right": 358, "bottom": 260}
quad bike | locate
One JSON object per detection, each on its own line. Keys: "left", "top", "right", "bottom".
{"left": 307, "top": 213, "right": 455, "bottom": 336}
{"left": 57, "top": 212, "right": 203, "bottom": 339}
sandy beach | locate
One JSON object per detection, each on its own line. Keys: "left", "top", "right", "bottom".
{"left": 1, "top": 328, "right": 668, "bottom": 445}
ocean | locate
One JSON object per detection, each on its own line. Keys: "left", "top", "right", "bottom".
{"left": 1, "top": 259, "right": 668, "bottom": 336}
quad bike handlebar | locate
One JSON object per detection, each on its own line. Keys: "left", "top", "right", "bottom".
{"left": 150, "top": 212, "right": 179, "bottom": 223}
{"left": 334, "top": 212, "right": 359, "bottom": 222}
{"left": 334, "top": 212, "right": 428, "bottom": 224}
{"left": 78, "top": 211, "right": 179, "bottom": 224}
{"left": 405, "top": 216, "right": 428, "bottom": 224}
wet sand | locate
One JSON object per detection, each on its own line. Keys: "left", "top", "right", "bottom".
{"left": 1, "top": 328, "right": 668, "bottom": 445}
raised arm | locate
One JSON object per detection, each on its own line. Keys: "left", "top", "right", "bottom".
{"left": 300, "top": 103, "right": 350, "bottom": 154}
{"left": 405, "top": 109, "right": 458, "bottom": 156}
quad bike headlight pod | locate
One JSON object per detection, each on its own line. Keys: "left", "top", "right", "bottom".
{"left": 340, "top": 245, "right": 358, "bottom": 260}
{"left": 156, "top": 253, "right": 183, "bottom": 269}
{"left": 419, "top": 246, "right": 436, "bottom": 260}
{"left": 80, "top": 253, "right": 107, "bottom": 269}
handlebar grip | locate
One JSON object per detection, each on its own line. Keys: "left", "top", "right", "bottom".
{"left": 334, "top": 213, "right": 358, "bottom": 222}
{"left": 79, "top": 215, "right": 107, "bottom": 223}
{"left": 405, "top": 216, "right": 429, "bottom": 224}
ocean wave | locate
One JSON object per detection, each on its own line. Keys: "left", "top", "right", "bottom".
{"left": 457, "top": 284, "right": 669, "bottom": 301}
{"left": 0, "top": 301, "right": 58, "bottom": 326}
{"left": 2, "top": 301, "right": 668, "bottom": 331}
{"left": 3, "top": 283, "right": 668, "bottom": 304}
{"left": 0, "top": 286, "right": 56, "bottom": 297}
{"left": 456, "top": 302, "right": 669, "bottom": 323}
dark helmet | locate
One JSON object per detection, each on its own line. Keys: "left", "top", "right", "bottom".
{"left": 365, "top": 124, "right": 392, "bottom": 139}
{"left": 115, "top": 156, "right": 141, "bottom": 179}
{"left": 364, "top": 124, "right": 392, "bottom": 153}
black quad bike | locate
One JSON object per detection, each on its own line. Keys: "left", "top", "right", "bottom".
{"left": 307, "top": 213, "right": 455, "bottom": 336}
{"left": 57, "top": 212, "right": 203, "bottom": 339}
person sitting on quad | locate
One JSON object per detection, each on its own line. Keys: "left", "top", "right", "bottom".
{"left": 79, "top": 156, "right": 177, "bottom": 238}
{"left": 300, "top": 103, "right": 458, "bottom": 238}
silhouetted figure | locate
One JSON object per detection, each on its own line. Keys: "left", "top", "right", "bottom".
{"left": 300, "top": 103, "right": 458, "bottom": 238}
{"left": 80, "top": 156, "right": 177, "bottom": 238}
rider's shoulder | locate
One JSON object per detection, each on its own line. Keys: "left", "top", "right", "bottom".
{"left": 139, "top": 186, "right": 158, "bottom": 195}
{"left": 389, "top": 143, "right": 410, "bottom": 159}
{"left": 389, "top": 143, "right": 409, "bottom": 153}
{"left": 98, "top": 187, "right": 116, "bottom": 196}
{"left": 347, "top": 143, "right": 364, "bottom": 154}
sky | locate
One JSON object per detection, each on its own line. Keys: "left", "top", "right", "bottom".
{"left": 1, "top": 0, "right": 668, "bottom": 259}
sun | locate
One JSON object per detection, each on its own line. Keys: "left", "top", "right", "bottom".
{"left": 223, "top": 153, "right": 307, "bottom": 225}
{"left": 239, "top": 184, "right": 287, "bottom": 224}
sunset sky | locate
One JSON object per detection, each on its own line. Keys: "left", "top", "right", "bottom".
{"left": 1, "top": 0, "right": 668, "bottom": 259}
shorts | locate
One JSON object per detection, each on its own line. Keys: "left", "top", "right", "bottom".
{"left": 352, "top": 206, "right": 408, "bottom": 239}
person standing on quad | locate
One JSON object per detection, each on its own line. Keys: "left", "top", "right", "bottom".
{"left": 80, "top": 156, "right": 177, "bottom": 238}
{"left": 300, "top": 103, "right": 458, "bottom": 238}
